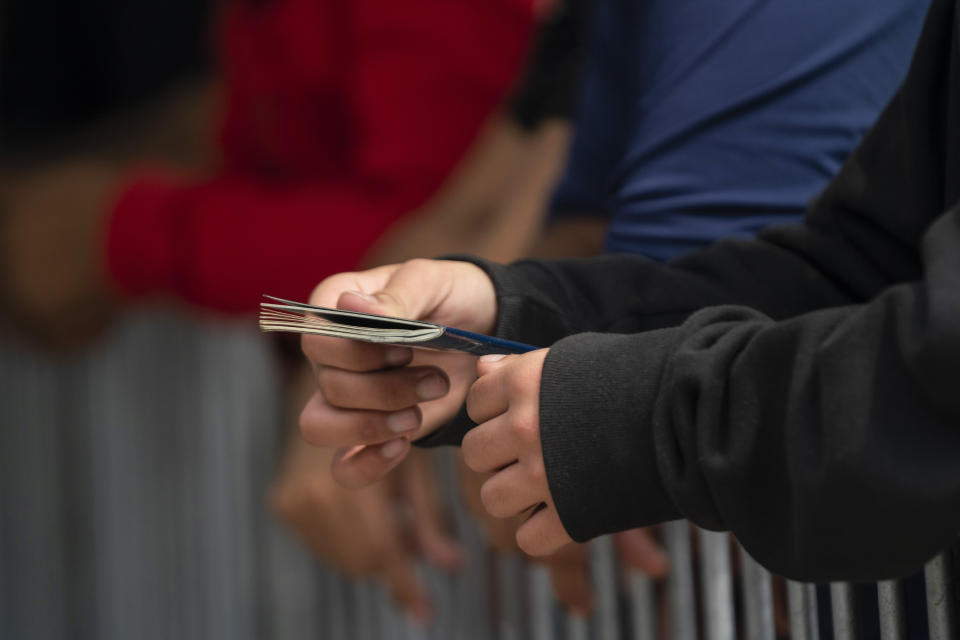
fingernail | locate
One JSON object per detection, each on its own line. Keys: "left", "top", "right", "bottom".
{"left": 386, "top": 408, "right": 419, "bottom": 434}
{"left": 479, "top": 354, "right": 507, "bottom": 363}
{"left": 344, "top": 290, "right": 379, "bottom": 304}
{"left": 416, "top": 373, "right": 448, "bottom": 401}
{"left": 385, "top": 347, "right": 411, "bottom": 367}
{"left": 380, "top": 438, "right": 407, "bottom": 459}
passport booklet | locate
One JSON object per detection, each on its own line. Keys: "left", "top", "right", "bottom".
{"left": 259, "top": 296, "right": 536, "bottom": 356}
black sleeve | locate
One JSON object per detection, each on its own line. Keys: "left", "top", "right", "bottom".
{"left": 461, "top": 0, "right": 960, "bottom": 581}
{"left": 507, "top": 0, "right": 594, "bottom": 130}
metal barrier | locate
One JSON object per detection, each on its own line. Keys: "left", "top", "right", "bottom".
{"left": 0, "top": 312, "right": 956, "bottom": 639}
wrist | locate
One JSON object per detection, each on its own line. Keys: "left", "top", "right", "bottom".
{"left": 539, "top": 331, "right": 681, "bottom": 542}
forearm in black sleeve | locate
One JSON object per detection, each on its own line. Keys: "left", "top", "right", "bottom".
{"left": 538, "top": 204, "right": 960, "bottom": 582}
{"left": 496, "top": 0, "right": 960, "bottom": 580}
{"left": 421, "top": 0, "right": 958, "bottom": 451}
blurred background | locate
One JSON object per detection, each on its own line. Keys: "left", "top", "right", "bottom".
{"left": 1, "top": 0, "right": 956, "bottom": 639}
{"left": 0, "top": 0, "right": 583, "bottom": 637}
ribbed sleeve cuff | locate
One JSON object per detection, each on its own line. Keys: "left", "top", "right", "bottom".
{"left": 441, "top": 255, "right": 575, "bottom": 346}
{"left": 539, "top": 330, "right": 681, "bottom": 542}
{"left": 106, "top": 172, "right": 185, "bottom": 300}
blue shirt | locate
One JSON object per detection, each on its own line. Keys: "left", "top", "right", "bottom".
{"left": 551, "top": 0, "right": 930, "bottom": 261}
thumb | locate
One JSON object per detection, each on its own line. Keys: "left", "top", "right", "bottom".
{"left": 336, "top": 259, "right": 447, "bottom": 321}
{"left": 337, "top": 259, "right": 497, "bottom": 331}
{"left": 336, "top": 289, "right": 400, "bottom": 317}
{"left": 477, "top": 353, "right": 513, "bottom": 377}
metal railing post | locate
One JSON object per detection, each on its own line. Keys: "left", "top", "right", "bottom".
{"left": 787, "top": 581, "right": 820, "bottom": 640}
{"left": 699, "top": 530, "right": 735, "bottom": 640}
{"left": 830, "top": 583, "right": 859, "bottom": 640}
{"left": 739, "top": 549, "right": 775, "bottom": 640}
{"left": 628, "top": 570, "right": 657, "bottom": 640}
{"left": 665, "top": 520, "right": 698, "bottom": 640}
{"left": 925, "top": 553, "right": 956, "bottom": 640}
{"left": 876, "top": 580, "right": 906, "bottom": 640}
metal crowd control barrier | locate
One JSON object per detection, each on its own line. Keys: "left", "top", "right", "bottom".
{"left": 0, "top": 312, "right": 956, "bottom": 639}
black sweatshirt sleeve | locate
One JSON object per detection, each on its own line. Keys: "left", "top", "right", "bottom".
{"left": 461, "top": 0, "right": 960, "bottom": 581}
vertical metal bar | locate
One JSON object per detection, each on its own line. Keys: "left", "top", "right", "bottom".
{"left": 925, "top": 553, "right": 955, "bottom": 640}
{"left": 830, "top": 583, "right": 859, "bottom": 640}
{"left": 876, "top": 580, "right": 906, "bottom": 640}
{"left": 432, "top": 563, "right": 460, "bottom": 640}
{"left": 665, "top": 520, "right": 697, "bottom": 640}
{"left": 699, "top": 530, "right": 735, "bottom": 640}
{"left": 529, "top": 564, "right": 555, "bottom": 640}
{"left": 0, "top": 346, "right": 68, "bottom": 640}
{"left": 592, "top": 535, "right": 622, "bottom": 640}
{"left": 499, "top": 553, "right": 523, "bottom": 640}
{"left": 787, "top": 581, "right": 820, "bottom": 640}
{"left": 565, "top": 613, "right": 589, "bottom": 640}
{"left": 443, "top": 453, "right": 491, "bottom": 640}
{"left": 738, "top": 547, "right": 775, "bottom": 640}
{"left": 628, "top": 571, "right": 657, "bottom": 640}
{"left": 325, "top": 569, "right": 350, "bottom": 640}
{"left": 351, "top": 580, "right": 377, "bottom": 640}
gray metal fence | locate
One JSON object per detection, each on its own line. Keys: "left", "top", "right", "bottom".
{"left": 0, "top": 312, "right": 955, "bottom": 639}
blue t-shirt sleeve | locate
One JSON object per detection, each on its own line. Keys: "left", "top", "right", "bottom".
{"left": 604, "top": 0, "right": 929, "bottom": 260}
{"left": 548, "top": 0, "right": 633, "bottom": 219}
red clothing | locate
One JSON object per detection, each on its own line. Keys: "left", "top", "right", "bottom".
{"left": 107, "top": 0, "right": 534, "bottom": 313}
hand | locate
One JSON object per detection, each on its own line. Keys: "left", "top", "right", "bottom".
{"left": 462, "top": 349, "right": 572, "bottom": 556}
{"left": 272, "top": 440, "right": 464, "bottom": 621}
{"left": 0, "top": 159, "right": 122, "bottom": 348}
{"left": 461, "top": 445, "right": 668, "bottom": 615}
{"left": 273, "top": 364, "right": 462, "bottom": 621}
{"left": 299, "top": 259, "right": 496, "bottom": 488}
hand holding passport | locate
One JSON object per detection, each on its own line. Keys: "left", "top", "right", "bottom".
{"left": 260, "top": 295, "right": 536, "bottom": 356}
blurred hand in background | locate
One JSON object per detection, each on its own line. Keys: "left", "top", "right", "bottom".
{"left": 0, "top": 160, "right": 121, "bottom": 348}
{"left": 271, "top": 364, "right": 463, "bottom": 622}
{"left": 459, "top": 454, "right": 669, "bottom": 616}
{"left": 0, "top": 81, "right": 218, "bottom": 349}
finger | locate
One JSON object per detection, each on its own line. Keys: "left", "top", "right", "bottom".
{"left": 268, "top": 477, "right": 335, "bottom": 565}
{"left": 465, "top": 366, "right": 509, "bottom": 424}
{"left": 358, "top": 475, "right": 434, "bottom": 623}
{"left": 612, "top": 528, "right": 670, "bottom": 578}
{"left": 484, "top": 516, "right": 522, "bottom": 553}
{"left": 307, "top": 264, "right": 400, "bottom": 308}
{"left": 461, "top": 414, "right": 520, "bottom": 473}
{"left": 331, "top": 439, "right": 411, "bottom": 489}
{"left": 456, "top": 453, "right": 521, "bottom": 552}
{"left": 302, "top": 333, "right": 412, "bottom": 372}
{"left": 371, "top": 259, "right": 492, "bottom": 330}
{"left": 299, "top": 392, "right": 422, "bottom": 446}
{"left": 319, "top": 490, "right": 383, "bottom": 576}
{"left": 479, "top": 462, "right": 545, "bottom": 519}
{"left": 269, "top": 450, "right": 381, "bottom": 575}
{"left": 402, "top": 451, "right": 464, "bottom": 570}
{"left": 382, "top": 544, "right": 433, "bottom": 623}
{"left": 317, "top": 365, "right": 449, "bottom": 411}
{"left": 516, "top": 504, "right": 572, "bottom": 557}
{"left": 544, "top": 543, "right": 593, "bottom": 617}
{"left": 476, "top": 353, "right": 513, "bottom": 376}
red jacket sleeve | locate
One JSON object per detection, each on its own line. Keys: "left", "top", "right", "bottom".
{"left": 107, "top": 0, "right": 534, "bottom": 314}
